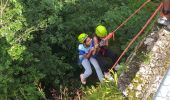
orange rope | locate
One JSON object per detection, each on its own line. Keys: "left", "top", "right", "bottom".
{"left": 104, "top": 0, "right": 151, "bottom": 40}
{"left": 110, "top": 3, "right": 163, "bottom": 70}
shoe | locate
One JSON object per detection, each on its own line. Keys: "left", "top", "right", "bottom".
{"left": 80, "top": 74, "right": 86, "bottom": 84}
{"left": 157, "top": 16, "right": 170, "bottom": 26}
{"left": 104, "top": 72, "right": 114, "bottom": 81}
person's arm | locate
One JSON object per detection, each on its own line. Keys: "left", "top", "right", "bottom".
{"left": 94, "top": 36, "right": 107, "bottom": 47}
{"left": 99, "top": 39, "right": 108, "bottom": 47}
{"left": 101, "top": 32, "right": 115, "bottom": 46}
{"left": 93, "top": 36, "right": 99, "bottom": 48}
{"left": 84, "top": 49, "right": 93, "bottom": 59}
{"left": 91, "top": 47, "right": 97, "bottom": 55}
{"left": 79, "top": 44, "right": 93, "bottom": 59}
{"left": 92, "top": 36, "right": 100, "bottom": 55}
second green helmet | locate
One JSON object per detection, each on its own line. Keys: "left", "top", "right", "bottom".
{"left": 95, "top": 25, "right": 108, "bottom": 38}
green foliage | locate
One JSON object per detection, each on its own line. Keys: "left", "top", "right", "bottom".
{"left": 8, "top": 44, "right": 26, "bottom": 60}
{"left": 137, "top": 52, "right": 152, "bottom": 64}
{"left": 0, "top": 0, "right": 160, "bottom": 99}
{"left": 83, "top": 73, "right": 124, "bottom": 100}
{"left": 0, "top": 0, "right": 45, "bottom": 99}
{"left": 103, "top": 0, "right": 157, "bottom": 59}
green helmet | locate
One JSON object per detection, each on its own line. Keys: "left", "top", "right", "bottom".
{"left": 95, "top": 25, "right": 107, "bottom": 38}
{"left": 78, "top": 33, "right": 88, "bottom": 43}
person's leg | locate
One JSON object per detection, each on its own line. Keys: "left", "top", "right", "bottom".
{"left": 96, "top": 48, "right": 114, "bottom": 72}
{"left": 98, "top": 48, "right": 116, "bottom": 81}
{"left": 89, "top": 57, "right": 104, "bottom": 82}
{"left": 81, "top": 59, "right": 92, "bottom": 84}
{"left": 102, "top": 48, "right": 119, "bottom": 71}
{"left": 104, "top": 48, "right": 118, "bottom": 64}
{"left": 102, "top": 48, "right": 119, "bottom": 80}
{"left": 95, "top": 53, "right": 109, "bottom": 71}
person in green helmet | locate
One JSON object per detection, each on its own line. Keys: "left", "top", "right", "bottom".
{"left": 93, "top": 25, "right": 119, "bottom": 80}
{"left": 78, "top": 33, "right": 104, "bottom": 84}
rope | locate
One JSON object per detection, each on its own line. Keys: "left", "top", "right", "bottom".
{"left": 104, "top": 0, "right": 151, "bottom": 40}
{"left": 110, "top": 3, "right": 163, "bottom": 70}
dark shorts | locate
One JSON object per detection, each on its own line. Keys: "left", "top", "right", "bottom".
{"left": 95, "top": 47, "right": 118, "bottom": 72}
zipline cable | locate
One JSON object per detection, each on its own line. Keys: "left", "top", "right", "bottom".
{"left": 110, "top": 3, "right": 163, "bottom": 70}
{"left": 104, "top": 0, "right": 151, "bottom": 40}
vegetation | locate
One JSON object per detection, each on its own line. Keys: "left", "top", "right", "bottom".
{"left": 83, "top": 77, "right": 124, "bottom": 99}
{"left": 0, "top": 0, "right": 160, "bottom": 99}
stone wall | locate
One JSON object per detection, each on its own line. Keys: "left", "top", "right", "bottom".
{"left": 118, "top": 29, "right": 170, "bottom": 100}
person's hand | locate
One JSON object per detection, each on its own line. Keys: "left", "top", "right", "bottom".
{"left": 100, "top": 39, "right": 109, "bottom": 46}
{"left": 94, "top": 44, "right": 99, "bottom": 49}
{"left": 99, "top": 40, "right": 105, "bottom": 46}
{"left": 90, "top": 47, "right": 95, "bottom": 52}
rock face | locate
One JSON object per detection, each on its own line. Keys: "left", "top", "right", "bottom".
{"left": 118, "top": 28, "right": 170, "bottom": 100}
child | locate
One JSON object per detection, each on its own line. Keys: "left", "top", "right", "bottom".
{"left": 93, "top": 25, "right": 120, "bottom": 80}
{"left": 78, "top": 33, "right": 104, "bottom": 84}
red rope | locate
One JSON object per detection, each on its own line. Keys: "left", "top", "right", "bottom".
{"left": 110, "top": 3, "right": 163, "bottom": 70}
{"left": 104, "top": 0, "right": 151, "bottom": 40}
